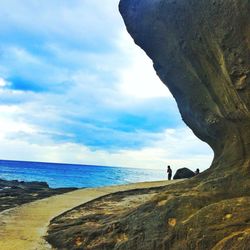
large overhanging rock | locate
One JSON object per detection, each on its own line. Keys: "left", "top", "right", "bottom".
{"left": 119, "top": 0, "right": 250, "bottom": 177}
{"left": 45, "top": 2, "right": 250, "bottom": 249}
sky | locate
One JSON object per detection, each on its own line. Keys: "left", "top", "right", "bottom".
{"left": 0, "top": 0, "right": 213, "bottom": 172}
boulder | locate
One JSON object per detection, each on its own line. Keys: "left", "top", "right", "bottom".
{"left": 173, "top": 168, "right": 195, "bottom": 179}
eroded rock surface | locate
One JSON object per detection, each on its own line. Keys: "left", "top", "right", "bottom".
{"left": 46, "top": 1, "right": 250, "bottom": 249}
{"left": 119, "top": 0, "right": 250, "bottom": 173}
{"left": 46, "top": 186, "right": 166, "bottom": 249}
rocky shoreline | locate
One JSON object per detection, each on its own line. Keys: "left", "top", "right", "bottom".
{"left": 0, "top": 179, "right": 77, "bottom": 212}
{"left": 45, "top": 184, "right": 168, "bottom": 249}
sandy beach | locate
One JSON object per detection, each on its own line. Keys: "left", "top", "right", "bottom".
{"left": 0, "top": 180, "right": 180, "bottom": 250}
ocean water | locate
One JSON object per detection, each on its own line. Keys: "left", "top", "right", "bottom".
{"left": 0, "top": 160, "right": 167, "bottom": 188}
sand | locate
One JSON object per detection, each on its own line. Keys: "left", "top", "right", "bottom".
{"left": 0, "top": 180, "right": 180, "bottom": 250}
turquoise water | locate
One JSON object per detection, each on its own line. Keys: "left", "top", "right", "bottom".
{"left": 0, "top": 160, "right": 167, "bottom": 188}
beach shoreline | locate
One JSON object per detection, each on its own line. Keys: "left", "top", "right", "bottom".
{"left": 0, "top": 179, "right": 182, "bottom": 250}
{"left": 0, "top": 178, "right": 76, "bottom": 213}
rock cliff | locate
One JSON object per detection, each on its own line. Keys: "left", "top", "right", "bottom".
{"left": 45, "top": 1, "right": 250, "bottom": 249}
{"left": 116, "top": 1, "right": 250, "bottom": 247}
{"left": 119, "top": 0, "right": 250, "bottom": 175}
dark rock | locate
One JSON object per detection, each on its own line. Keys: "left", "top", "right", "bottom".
{"left": 173, "top": 168, "right": 195, "bottom": 179}
{"left": 0, "top": 179, "right": 77, "bottom": 212}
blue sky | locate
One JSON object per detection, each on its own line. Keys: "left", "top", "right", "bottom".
{"left": 0, "top": 0, "right": 213, "bottom": 171}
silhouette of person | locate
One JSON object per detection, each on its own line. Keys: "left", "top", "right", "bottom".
{"left": 167, "top": 165, "right": 172, "bottom": 180}
{"left": 195, "top": 168, "right": 200, "bottom": 175}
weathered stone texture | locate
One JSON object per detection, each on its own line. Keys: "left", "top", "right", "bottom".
{"left": 119, "top": 0, "right": 250, "bottom": 173}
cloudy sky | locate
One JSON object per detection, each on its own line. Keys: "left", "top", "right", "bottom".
{"left": 0, "top": 0, "right": 213, "bottom": 171}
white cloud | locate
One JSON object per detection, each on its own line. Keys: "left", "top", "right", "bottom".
{"left": 0, "top": 105, "right": 36, "bottom": 139}
{"left": 117, "top": 31, "right": 172, "bottom": 99}
{"left": 0, "top": 111, "right": 213, "bottom": 172}
{"left": 114, "top": 128, "right": 213, "bottom": 171}
{"left": 0, "top": 78, "right": 10, "bottom": 88}
{"left": 0, "top": 0, "right": 121, "bottom": 44}
{"left": 0, "top": 0, "right": 213, "bottom": 173}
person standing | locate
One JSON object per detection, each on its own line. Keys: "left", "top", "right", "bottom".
{"left": 195, "top": 168, "right": 200, "bottom": 175}
{"left": 167, "top": 165, "right": 172, "bottom": 180}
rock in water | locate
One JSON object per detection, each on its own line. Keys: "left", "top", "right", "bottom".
{"left": 45, "top": 1, "right": 250, "bottom": 249}
{"left": 173, "top": 168, "right": 195, "bottom": 179}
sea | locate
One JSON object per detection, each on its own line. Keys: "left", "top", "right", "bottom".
{"left": 0, "top": 160, "right": 167, "bottom": 188}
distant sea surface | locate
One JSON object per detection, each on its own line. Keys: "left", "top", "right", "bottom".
{"left": 0, "top": 160, "right": 167, "bottom": 188}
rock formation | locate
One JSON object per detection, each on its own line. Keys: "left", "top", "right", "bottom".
{"left": 173, "top": 168, "right": 195, "bottom": 179}
{"left": 0, "top": 179, "right": 76, "bottom": 212}
{"left": 119, "top": 0, "right": 250, "bottom": 177}
{"left": 46, "top": 1, "right": 250, "bottom": 249}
